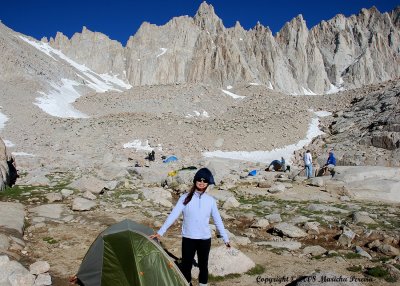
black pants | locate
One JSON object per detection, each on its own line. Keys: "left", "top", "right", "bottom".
{"left": 181, "top": 237, "right": 211, "bottom": 284}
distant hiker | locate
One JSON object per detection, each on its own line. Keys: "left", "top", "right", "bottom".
{"left": 148, "top": 150, "right": 155, "bottom": 161}
{"left": 6, "top": 156, "right": 18, "bottom": 187}
{"left": 150, "top": 168, "right": 230, "bottom": 286}
{"left": 266, "top": 157, "right": 286, "bottom": 172}
{"left": 323, "top": 150, "right": 336, "bottom": 176}
{"left": 303, "top": 150, "right": 313, "bottom": 179}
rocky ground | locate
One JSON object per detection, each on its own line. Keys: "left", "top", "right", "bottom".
{"left": 1, "top": 161, "right": 400, "bottom": 286}
{"left": 0, "top": 79, "right": 399, "bottom": 286}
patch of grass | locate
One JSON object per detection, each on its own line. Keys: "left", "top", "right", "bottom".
{"left": 366, "top": 268, "right": 399, "bottom": 283}
{"left": 394, "top": 264, "right": 400, "bottom": 271}
{"left": 344, "top": 253, "right": 362, "bottom": 259}
{"left": 312, "top": 255, "right": 324, "bottom": 260}
{"left": 365, "top": 223, "right": 379, "bottom": 230}
{"left": 379, "top": 257, "right": 392, "bottom": 263}
{"left": 208, "top": 273, "right": 241, "bottom": 282}
{"left": 0, "top": 185, "right": 31, "bottom": 200}
{"left": 367, "top": 266, "right": 389, "bottom": 278}
{"left": 43, "top": 237, "right": 58, "bottom": 244}
{"left": 326, "top": 252, "right": 340, "bottom": 258}
{"left": 237, "top": 195, "right": 266, "bottom": 205}
{"left": 347, "top": 265, "right": 362, "bottom": 272}
{"left": 269, "top": 247, "right": 287, "bottom": 255}
{"left": 385, "top": 276, "right": 398, "bottom": 283}
{"left": 371, "top": 256, "right": 393, "bottom": 263}
{"left": 24, "top": 218, "right": 31, "bottom": 229}
{"left": 385, "top": 219, "right": 400, "bottom": 230}
{"left": 246, "top": 264, "right": 265, "bottom": 276}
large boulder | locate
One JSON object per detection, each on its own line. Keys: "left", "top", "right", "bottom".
{"left": 68, "top": 175, "right": 108, "bottom": 194}
{"left": 0, "top": 202, "right": 25, "bottom": 235}
{"left": 192, "top": 246, "right": 255, "bottom": 277}
{"left": 333, "top": 166, "right": 400, "bottom": 203}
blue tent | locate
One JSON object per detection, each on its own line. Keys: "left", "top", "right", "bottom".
{"left": 163, "top": 156, "right": 178, "bottom": 163}
{"left": 248, "top": 170, "right": 258, "bottom": 176}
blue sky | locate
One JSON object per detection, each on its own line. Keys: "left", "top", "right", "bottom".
{"left": 1, "top": 0, "right": 398, "bottom": 45}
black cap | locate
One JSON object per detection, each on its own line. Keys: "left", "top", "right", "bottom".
{"left": 193, "top": 168, "right": 215, "bottom": 185}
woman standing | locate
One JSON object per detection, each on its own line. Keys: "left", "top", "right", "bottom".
{"left": 150, "top": 168, "right": 230, "bottom": 286}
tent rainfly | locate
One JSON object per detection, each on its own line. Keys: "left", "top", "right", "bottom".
{"left": 76, "top": 219, "right": 189, "bottom": 286}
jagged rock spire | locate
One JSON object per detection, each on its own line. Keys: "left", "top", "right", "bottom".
{"left": 194, "top": 1, "right": 225, "bottom": 34}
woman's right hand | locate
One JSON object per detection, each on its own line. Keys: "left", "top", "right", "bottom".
{"left": 149, "top": 233, "right": 161, "bottom": 240}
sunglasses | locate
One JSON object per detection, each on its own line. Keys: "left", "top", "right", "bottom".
{"left": 196, "top": 178, "right": 209, "bottom": 184}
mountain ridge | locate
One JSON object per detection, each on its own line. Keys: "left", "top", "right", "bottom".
{"left": 27, "top": 2, "right": 399, "bottom": 95}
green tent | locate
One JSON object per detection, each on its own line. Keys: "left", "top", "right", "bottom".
{"left": 76, "top": 219, "right": 189, "bottom": 286}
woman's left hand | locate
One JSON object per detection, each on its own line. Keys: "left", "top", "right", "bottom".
{"left": 150, "top": 233, "right": 161, "bottom": 240}
{"left": 225, "top": 242, "right": 231, "bottom": 248}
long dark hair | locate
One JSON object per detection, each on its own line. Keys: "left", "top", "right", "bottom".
{"left": 183, "top": 184, "right": 197, "bottom": 206}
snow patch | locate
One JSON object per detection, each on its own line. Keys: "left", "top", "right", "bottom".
{"left": 156, "top": 48, "right": 167, "bottom": 58}
{"left": 326, "top": 83, "right": 345, "bottom": 94}
{"left": 4, "top": 140, "right": 14, "bottom": 147}
{"left": 0, "top": 111, "right": 9, "bottom": 130}
{"left": 19, "top": 36, "right": 131, "bottom": 92}
{"left": 301, "top": 87, "right": 317, "bottom": 95}
{"left": 186, "top": 110, "right": 209, "bottom": 118}
{"left": 35, "top": 79, "right": 89, "bottom": 118}
{"left": 313, "top": 110, "right": 332, "bottom": 117}
{"left": 12, "top": 152, "right": 36, "bottom": 157}
{"left": 267, "top": 82, "right": 273, "bottom": 90}
{"left": 123, "top": 140, "right": 162, "bottom": 152}
{"left": 19, "top": 36, "right": 58, "bottom": 60}
{"left": 123, "top": 140, "right": 153, "bottom": 151}
{"left": 227, "top": 85, "right": 233, "bottom": 90}
{"left": 203, "top": 111, "right": 328, "bottom": 165}
{"left": 18, "top": 35, "right": 133, "bottom": 118}
{"left": 221, "top": 89, "right": 245, "bottom": 99}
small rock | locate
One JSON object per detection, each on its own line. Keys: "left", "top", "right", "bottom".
{"left": 377, "top": 244, "right": 400, "bottom": 256}
{"left": 251, "top": 219, "right": 269, "bottom": 229}
{"left": 352, "top": 212, "right": 377, "bottom": 224}
{"left": 265, "top": 213, "right": 282, "bottom": 223}
{"left": 337, "top": 228, "right": 356, "bottom": 247}
{"left": 304, "top": 222, "right": 320, "bottom": 234}
{"left": 83, "top": 191, "right": 97, "bottom": 200}
{"left": 34, "top": 273, "right": 52, "bottom": 285}
{"left": 274, "top": 223, "right": 307, "bottom": 238}
{"left": 303, "top": 245, "right": 327, "bottom": 256}
{"left": 222, "top": 197, "right": 240, "bottom": 209}
{"left": 268, "top": 183, "right": 285, "bottom": 193}
{"left": 355, "top": 246, "right": 372, "bottom": 259}
{"left": 45, "top": 193, "right": 62, "bottom": 203}
{"left": 60, "top": 189, "right": 74, "bottom": 198}
{"left": 257, "top": 181, "right": 271, "bottom": 188}
{"left": 30, "top": 261, "right": 50, "bottom": 275}
{"left": 72, "top": 198, "right": 97, "bottom": 211}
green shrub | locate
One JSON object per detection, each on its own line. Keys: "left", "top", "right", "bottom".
{"left": 367, "top": 266, "right": 389, "bottom": 277}
{"left": 246, "top": 264, "right": 265, "bottom": 275}
{"left": 43, "top": 237, "right": 58, "bottom": 244}
{"left": 344, "top": 252, "right": 361, "bottom": 259}
{"left": 208, "top": 273, "right": 241, "bottom": 282}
